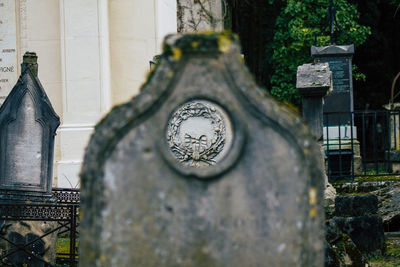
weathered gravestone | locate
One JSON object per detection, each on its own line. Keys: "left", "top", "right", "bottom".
{"left": 0, "top": 52, "right": 60, "bottom": 265}
{"left": 0, "top": 52, "right": 59, "bottom": 203}
{"left": 296, "top": 62, "right": 332, "bottom": 141}
{"left": 296, "top": 63, "right": 337, "bottom": 209}
{"left": 80, "top": 33, "right": 325, "bottom": 266}
{"left": 311, "top": 44, "right": 354, "bottom": 124}
{"left": 312, "top": 45, "right": 361, "bottom": 179}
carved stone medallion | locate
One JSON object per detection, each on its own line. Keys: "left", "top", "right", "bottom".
{"left": 167, "top": 100, "right": 233, "bottom": 168}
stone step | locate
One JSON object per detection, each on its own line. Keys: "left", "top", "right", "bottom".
{"left": 384, "top": 232, "right": 400, "bottom": 238}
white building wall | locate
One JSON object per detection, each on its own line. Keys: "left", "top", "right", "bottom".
{"left": 56, "top": 0, "right": 111, "bottom": 188}
{"left": 0, "top": 0, "right": 18, "bottom": 105}
{"left": 0, "top": 0, "right": 177, "bottom": 188}
{"left": 156, "top": 0, "right": 177, "bottom": 53}
{"left": 14, "top": 0, "right": 63, "bottom": 186}
{"left": 108, "top": 0, "right": 176, "bottom": 106}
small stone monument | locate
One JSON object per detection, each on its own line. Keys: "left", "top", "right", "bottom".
{"left": 80, "top": 33, "right": 325, "bottom": 266}
{"left": 311, "top": 45, "right": 354, "bottom": 123}
{"left": 312, "top": 45, "right": 361, "bottom": 178}
{"left": 296, "top": 62, "right": 332, "bottom": 141}
{"left": 296, "top": 62, "right": 337, "bottom": 207}
{"left": 0, "top": 52, "right": 60, "bottom": 264}
{"left": 0, "top": 52, "right": 59, "bottom": 202}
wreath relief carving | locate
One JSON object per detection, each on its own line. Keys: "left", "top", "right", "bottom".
{"left": 167, "top": 101, "right": 231, "bottom": 168}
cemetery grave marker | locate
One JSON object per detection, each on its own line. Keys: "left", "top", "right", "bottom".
{"left": 80, "top": 33, "right": 325, "bottom": 266}
{"left": 0, "top": 52, "right": 59, "bottom": 203}
{"left": 0, "top": 52, "right": 61, "bottom": 265}
{"left": 312, "top": 44, "right": 354, "bottom": 125}
{"left": 312, "top": 45, "right": 362, "bottom": 179}
{"left": 296, "top": 62, "right": 332, "bottom": 141}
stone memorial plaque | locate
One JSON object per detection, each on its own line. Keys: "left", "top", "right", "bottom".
{"left": 312, "top": 45, "right": 354, "bottom": 126}
{"left": 321, "top": 56, "right": 350, "bottom": 93}
{"left": 0, "top": 0, "right": 18, "bottom": 106}
{"left": 80, "top": 33, "right": 325, "bottom": 266}
{"left": 0, "top": 52, "right": 59, "bottom": 202}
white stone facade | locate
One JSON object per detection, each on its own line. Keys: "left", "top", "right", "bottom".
{"left": 0, "top": 0, "right": 177, "bottom": 188}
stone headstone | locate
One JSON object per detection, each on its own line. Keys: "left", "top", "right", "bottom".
{"left": 0, "top": 52, "right": 60, "bottom": 203}
{"left": 296, "top": 62, "right": 337, "bottom": 209}
{"left": 80, "top": 33, "right": 325, "bottom": 266}
{"left": 335, "top": 195, "right": 378, "bottom": 217}
{"left": 312, "top": 45, "right": 354, "bottom": 126}
{"left": 329, "top": 213, "right": 385, "bottom": 256}
{"left": 296, "top": 62, "right": 332, "bottom": 140}
{"left": 312, "top": 45, "right": 361, "bottom": 180}
{"left": 329, "top": 196, "right": 385, "bottom": 257}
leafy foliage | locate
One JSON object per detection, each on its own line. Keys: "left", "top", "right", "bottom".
{"left": 269, "top": 0, "right": 371, "bottom": 106}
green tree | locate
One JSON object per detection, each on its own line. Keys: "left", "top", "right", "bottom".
{"left": 269, "top": 0, "right": 371, "bottom": 106}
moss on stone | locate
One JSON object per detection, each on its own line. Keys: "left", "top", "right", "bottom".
{"left": 368, "top": 237, "right": 400, "bottom": 266}
{"left": 355, "top": 176, "right": 400, "bottom": 183}
{"left": 163, "top": 31, "right": 238, "bottom": 55}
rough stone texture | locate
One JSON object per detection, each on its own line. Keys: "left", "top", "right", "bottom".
{"left": 80, "top": 33, "right": 325, "bottom": 267}
{"left": 324, "top": 184, "right": 337, "bottom": 219}
{"left": 327, "top": 195, "right": 386, "bottom": 259}
{"left": 334, "top": 181, "right": 397, "bottom": 194}
{"left": 296, "top": 63, "right": 332, "bottom": 95}
{"left": 329, "top": 216, "right": 385, "bottom": 257}
{"left": 326, "top": 220, "right": 367, "bottom": 266}
{"left": 374, "top": 183, "right": 400, "bottom": 232}
{"left": 296, "top": 62, "right": 332, "bottom": 141}
{"left": 326, "top": 234, "right": 366, "bottom": 267}
{"left": 0, "top": 220, "right": 57, "bottom": 265}
{"left": 324, "top": 241, "right": 341, "bottom": 267}
{"left": 296, "top": 63, "right": 336, "bottom": 216}
{"left": 324, "top": 233, "right": 367, "bottom": 267}
{"left": 335, "top": 195, "right": 378, "bottom": 217}
{"left": 0, "top": 52, "right": 59, "bottom": 203}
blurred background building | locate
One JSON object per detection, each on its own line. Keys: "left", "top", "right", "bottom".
{"left": 0, "top": 0, "right": 178, "bottom": 187}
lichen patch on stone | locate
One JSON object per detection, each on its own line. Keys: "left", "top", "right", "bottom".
{"left": 218, "top": 34, "right": 232, "bottom": 53}
{"left": 172, "top": 48, "right": 182, "bottom": 61}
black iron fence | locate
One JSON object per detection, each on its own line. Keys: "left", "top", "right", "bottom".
{"left": 0, "top": 188, "right": 79, "bottom": 267}
{"left": 323, "top": 110, "right": 400, "bottom": 181}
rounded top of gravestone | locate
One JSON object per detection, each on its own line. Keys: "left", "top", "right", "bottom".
{"left": 163, "top": 32, "right": 240, "bottom": 55}
{"left": 80, "top": 32, "right": 325, "bottom": 267}
{"left": 311, "top": 44, "right": 354, "bottom": 57}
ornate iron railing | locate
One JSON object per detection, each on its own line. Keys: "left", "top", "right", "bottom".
{"left": 0, "top": 188, "right": 80, "bottom": 267}
{"left": 52, "top": 188, "right": 80, "bottom": 204}
{"left": 324, "top": 110, "right": 400, "bottom": 181}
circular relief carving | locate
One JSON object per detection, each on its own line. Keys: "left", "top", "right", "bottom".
{"left": 166, "top": 100, "right": 233, "bottom": 168}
